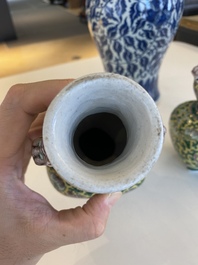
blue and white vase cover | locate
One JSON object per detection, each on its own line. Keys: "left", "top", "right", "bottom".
{"left": 86, "top": 0, "right": 184, "bottom": 101}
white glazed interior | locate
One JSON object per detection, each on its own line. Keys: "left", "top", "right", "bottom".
{"left": 43, "top": 73, "right": 164, "bottom": 193}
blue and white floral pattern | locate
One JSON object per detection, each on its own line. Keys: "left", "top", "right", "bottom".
{"left": 86, "top": 0, "right": 183, "bottom": 101}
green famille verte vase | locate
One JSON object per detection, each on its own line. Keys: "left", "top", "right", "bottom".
{"left": 32, "top": 73, "right": 164, "bottom": 198}
{"left": 169, "top": 65, "right": 198, "bottom": 170}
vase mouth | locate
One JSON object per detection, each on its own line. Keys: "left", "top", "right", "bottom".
{"left": 43, "top": 72, "right": 164, "bottom": 194}
{"left": 73, "top": 112, "right": 128, "bottom": 167}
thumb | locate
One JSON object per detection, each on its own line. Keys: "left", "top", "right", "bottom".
{"left": 51, "top": 192, "right": 122, "bottom": 246}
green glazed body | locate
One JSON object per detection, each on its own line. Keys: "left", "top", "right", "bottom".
{"left": 47, "top": 167, "right": 145, "bottom": 198}
{"left": 169, "top": 101, "right": 198, "bottom": 170}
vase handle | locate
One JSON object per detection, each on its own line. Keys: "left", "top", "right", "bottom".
{"left": 32, "top": 138, "right": 52, "bottom": 167}
{"left": 192, "top": 65, "right": 198, "bottom": 99}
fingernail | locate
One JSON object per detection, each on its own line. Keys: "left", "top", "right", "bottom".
{"left": 106, "top": 192, "right": 122, "bottom": 207}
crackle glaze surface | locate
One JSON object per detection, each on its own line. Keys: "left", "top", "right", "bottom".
{"left": 86, "top": 0, "right": 183, "bottom": 101}
{"left": 169, "top": 101, "right": 198, "bottom": 170}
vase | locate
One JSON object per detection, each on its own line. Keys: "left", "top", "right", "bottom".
{"left": 32, "top": 73, "right": 164, "bottom": 198}
{"left": 86, "top": 0, "right": 184, "bottom": 101}
{"left": 169, "top": 65, "right": 198, "bottom": 170}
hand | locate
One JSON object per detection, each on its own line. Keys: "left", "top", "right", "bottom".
{"left": 0, "top": 80, "right": 121, "bottom": 265}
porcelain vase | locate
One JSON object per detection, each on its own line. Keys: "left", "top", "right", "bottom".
{"left": 169, "top": 66, "right": 198, "bottom": 170}
{"left": 86, "top": 0, "right": 184, "bottom": 101}
{"left": 32, "top": 73, "right": 164, "bottom": 198}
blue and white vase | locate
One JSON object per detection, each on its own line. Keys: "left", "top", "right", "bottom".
{"left": 86, "top": 0, "right": 184, "bottom": 101}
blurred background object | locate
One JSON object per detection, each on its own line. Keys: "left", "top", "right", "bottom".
{"left": 175, "top": 0, "right": 198, "bottom": 46}
{"left": 183, "top": 0, "right": 198, "bottom": 15}
{"left": 0, "top": 0, "right": 17, "bottom": 42}
{"left": 0, "top": 0, "right": 97, "bottom": 77}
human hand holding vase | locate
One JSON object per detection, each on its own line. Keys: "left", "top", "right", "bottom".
{"left": 0, "top": 80, "right": 122, "bottom": 265}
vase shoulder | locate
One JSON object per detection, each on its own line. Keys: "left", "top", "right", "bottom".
{"left": 170, "top": 100, "right": 198, "bottom": 134}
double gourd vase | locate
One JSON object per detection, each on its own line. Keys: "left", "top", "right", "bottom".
{"left": 86, "top": 0, "right": 184, "bottom": 101}
{"left": 169, "top": 66, "right": 198, "bottom": 170}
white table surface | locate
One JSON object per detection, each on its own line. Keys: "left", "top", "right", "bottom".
{"left": 1, "top": 41, "right": 198, "bottom": 265}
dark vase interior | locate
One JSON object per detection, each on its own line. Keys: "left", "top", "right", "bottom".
{"left": 73, "top": 112, "right": 127, "bottom": 166}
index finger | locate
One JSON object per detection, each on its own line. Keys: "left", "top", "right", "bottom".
{"left": 0, "top": 79, "right": 73, "bottom": 160}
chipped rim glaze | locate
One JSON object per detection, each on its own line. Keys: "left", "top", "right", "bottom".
{"left": 43, "top": 72, "right": 164, "bottom": 194}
